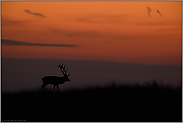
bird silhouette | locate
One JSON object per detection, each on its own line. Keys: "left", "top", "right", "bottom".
{"left": 157, "top": 9, "right": 163, "bottom": 17}
{"left": 146, "top": 6, "right": 152, "bottom": 17}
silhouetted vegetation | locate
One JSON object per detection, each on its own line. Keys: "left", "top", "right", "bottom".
{"left": 1, "top": 80, "right": 182, "bottom": 122}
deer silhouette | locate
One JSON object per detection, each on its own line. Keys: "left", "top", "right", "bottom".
{"left": 41, "top": 64, "right": 70, "bottom": 90}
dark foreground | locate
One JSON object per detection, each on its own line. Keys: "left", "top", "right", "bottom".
{"left": 1, "top": 81, "right": 182, "bottom": 122}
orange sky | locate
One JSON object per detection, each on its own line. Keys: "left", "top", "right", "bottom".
{"left": 1, "top": 1, "right": 182, "bottom": 66}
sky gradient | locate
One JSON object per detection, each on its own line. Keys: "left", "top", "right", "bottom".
{"left": 1, "top": 1, "right": 182, "bottom": 91}
{"left": 2, "top": 1, "right": 182, "bottom": 65}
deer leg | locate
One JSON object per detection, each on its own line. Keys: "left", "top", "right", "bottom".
{"left": 57, "top": 85, "right": 59, "bottom": 90}
{"left": 53, "top": 85, "right": 55, "bottom": 90}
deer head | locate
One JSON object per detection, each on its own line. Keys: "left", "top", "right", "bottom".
{"left": 58, "top": 64, "right": 71, "bottom": 81}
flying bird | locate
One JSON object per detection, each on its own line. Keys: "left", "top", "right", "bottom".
{"left": 146, "top": 6, "right": 151, "bottom": 17}
{"left": 157, "top": 9, "right": 163, "bottom": 17}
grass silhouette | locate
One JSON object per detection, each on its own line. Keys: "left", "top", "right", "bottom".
{"left": 1, "top": 80, "right": 182, "bottom": 122}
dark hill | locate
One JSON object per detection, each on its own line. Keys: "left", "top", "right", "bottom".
{"left": 1, "top": 81, "right": 182, "bottom": 122}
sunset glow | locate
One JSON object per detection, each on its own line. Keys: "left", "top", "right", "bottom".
{"left": 1, "top": 1, "right": 182, "bottom": 65}
{"left": 1, "top": 2, "right": 182, "bottom": 121}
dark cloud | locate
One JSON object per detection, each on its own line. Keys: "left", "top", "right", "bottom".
{"left": 135, "top": 20, "right": 181, "bottom": 26}
{"left": 1, "top": 39, "right": 78, "bottom": 47}
{"left": 25, "top": 10, "right": 46, "bottom": 18}
{"left": 1, "top": 16, "right": 30, "bottom": 26}
{"left": 50, "top": 28, "right": 101, "bottom": 38}
{"left": 49, "top": 28, "right": 135, "bottom": 41}
{"left": 154, "top": 26, "right": 181, "bottom": 32}
{"left": 72, "top": 14, "right": 128, "bottom": 23}
{"left": 2, "top": 19, "right": 27, "bottom": 25}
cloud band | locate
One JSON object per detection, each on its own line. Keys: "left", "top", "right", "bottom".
{"left": 1, "top": 39, "right": 78, "bottom": 47}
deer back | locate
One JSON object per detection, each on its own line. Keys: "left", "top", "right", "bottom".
{"left": 42, "top": 76, "right": 70, "bottom": 85}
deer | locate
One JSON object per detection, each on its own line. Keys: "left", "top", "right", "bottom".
{"left": 41, "top": 64, "right": 70, "bottom": 90}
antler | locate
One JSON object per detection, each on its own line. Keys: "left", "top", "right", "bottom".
{"left": 58, "top": 64, "right": 70, "bottom": 76}
{"left": 58, "top": 64, "right": 64, "bottom": 75}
